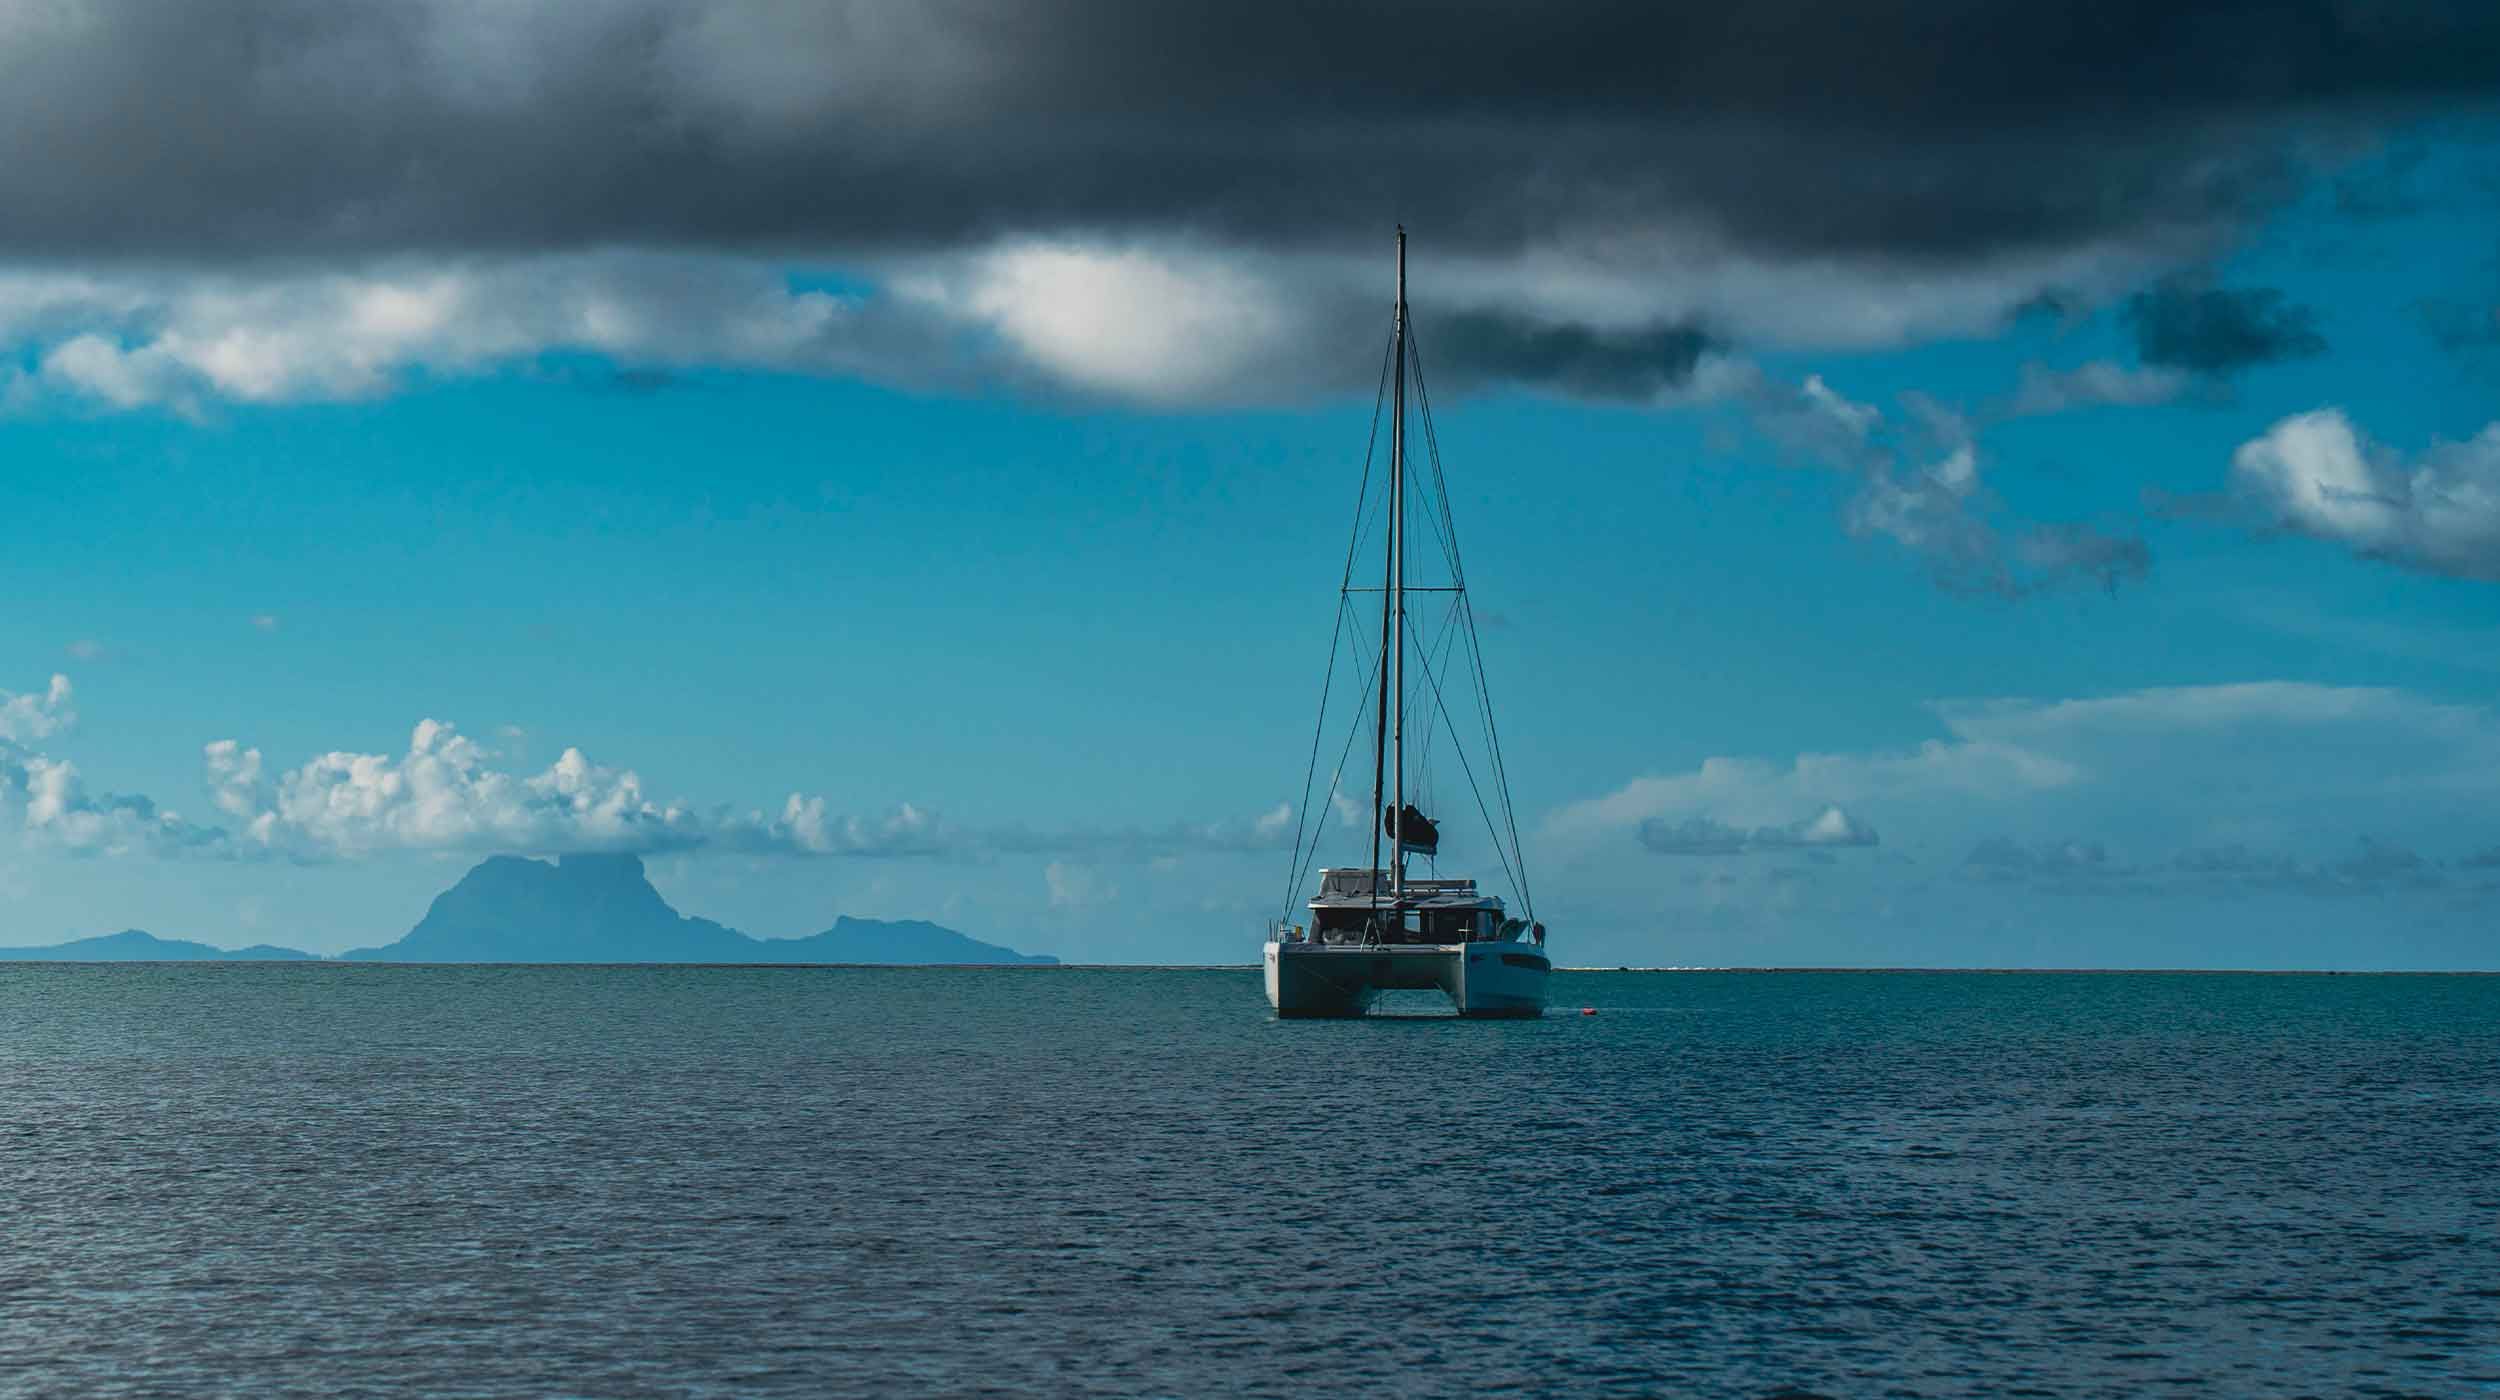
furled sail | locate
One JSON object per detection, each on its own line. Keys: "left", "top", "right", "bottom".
{"left": 1383, "top": 803, "right": 1439, "bottom": 854}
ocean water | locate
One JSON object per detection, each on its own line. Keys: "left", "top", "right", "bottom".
{"left": 2, "top": 966, "right": 2493, "bottom": 1398}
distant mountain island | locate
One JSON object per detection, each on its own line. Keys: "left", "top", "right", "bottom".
{"left": 1, "top": 929, "right": 320, "bottom": 961}
{"left": 2, "top": 853, "right": 1056, "bottom": 965}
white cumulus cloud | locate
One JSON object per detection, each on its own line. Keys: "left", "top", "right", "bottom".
{"left": 1538, "top": 680, "right": 2500, "bottom": 963}
{"left": 0, "top": 673, "right": 73, "bottom": 743}
{"left": 763, "top": 795, "right": 948, "bottom": 857}
{"left": 2232, "top": 408, "right": 2500, "bottom": 581}
{"left": 0, "top": 752, "right": 226, "bottom": 857}
{"left": 3, "top": 256, "right": 878, "bottom": 415}
{"left": 193, "top": 713, "right": 1290, "bottom": 864}
{"left": 1638, "top": 804, "right": 1880, "bottom": 855}
{"left": 1555, "top": 682, "right": 2500, "bottom": 866}
{"left": 1746, "top": 373, "right": 2150, "bottom": 596}
{"left": 904, "top": 239, "right": 1314, "bottom": 405}
{"left": 1044, "top": 860, "right": 1116, "bottom": 911}
{"left": 204, "top": 720, "right": 704, "bottom": 858}
{"left": 0, "top": 674, "right": 1360, "bottom": 871}
{"left": 0, "top": 217, "right": 2176, "bottom": 417}
{"left": 2, "top": 676, "right": 226, "bottom": 856}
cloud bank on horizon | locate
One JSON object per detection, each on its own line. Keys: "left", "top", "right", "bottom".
{"left": 1538, "top": 681, "right": 2500, "bottom": 963}
{"left": 9, "top": 655, "right": 2500, "bottom": 964}
{"left": 0, "top": 674, "right": 1293, "bottom": 866}
{"left": 11, "top": 668, "right": 2498, "bottom": 897}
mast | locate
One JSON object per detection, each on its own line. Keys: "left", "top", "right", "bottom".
{"left": 1390, "top": 227, "right": 1408, "bottom": 901}
{"left": 1367, "top": 234, "right": 1396, "bottom": 911}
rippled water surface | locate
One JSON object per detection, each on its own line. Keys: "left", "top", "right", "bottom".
{"left": 3, "top": 966, "right": 2495, "bottom": 1397}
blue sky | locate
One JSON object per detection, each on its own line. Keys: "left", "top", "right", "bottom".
{"left": 3, "top": 4, "right": 2499, "bottom": 966}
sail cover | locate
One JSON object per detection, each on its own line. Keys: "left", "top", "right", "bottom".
{"left": 1383, "top": 803, "right": 1439, "bottom": 854}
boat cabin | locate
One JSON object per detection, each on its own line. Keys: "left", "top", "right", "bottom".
{"left": 1301, "top": 866, "right": 1509, "bottom": 946}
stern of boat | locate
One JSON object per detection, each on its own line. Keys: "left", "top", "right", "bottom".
{"left": 1265, "top": 933, "right": 1546, "bottom": 1019}
{"left": 1455, "top": 938, "right": 1549, "bottom": 1018}
{"left": 1265, "top": 937, "right": 1381, "bottom": 1018}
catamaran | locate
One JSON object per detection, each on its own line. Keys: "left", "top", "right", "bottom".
{"left": 1265, "top": 229, "right": 1549, "bottom": 1018}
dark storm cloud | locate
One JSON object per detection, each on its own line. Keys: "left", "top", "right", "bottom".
{"left": 2125, "top": 280, "right": 2329, "bottom": 374}
{"left": 1427, "top": 314, "right": 1714, "bottom": 401}
{"left": 3, "top": 1, "right": 2498, "bottom": 264}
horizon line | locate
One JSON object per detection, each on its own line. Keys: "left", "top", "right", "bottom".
{"left": 3, "top": 959, "right": 2495, "bottom": 976}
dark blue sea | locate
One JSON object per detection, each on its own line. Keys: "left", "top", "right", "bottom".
{"left": 3, "top": 966, "right": 2493, "bottom": 1398}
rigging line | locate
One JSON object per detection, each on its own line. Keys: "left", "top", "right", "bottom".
{"left": 1340, "top": 577, "right": 1382, "bottom": 678}
{"left": 1399, "top": 329, "right": 1465, "bottom": 589}
{"left": 1382, "top": 333, "right": 1465, "bottom": 600}
{"left": 1458, "top": 593, "right": 1530, "bottom": 919}
{"left": 1411, "top": 330, "right": 1534, "bottom": 920}
{"left": 1410, "top": 477, "right": 1461, "bottom": 596}
{"left": 1480, "top": 611, "right": 1535, "bottom": 921}
{"left": 1405, "top": 327, "right": 1468, "bottom": 592}
{"left": 1399, "top": 611, "right": 1510, "bottom": 899}
{"left": 1291, "top": 605, "right": 1365, "bottom": 880}
{"left": 1407, "top": 330, "right": 1508, "bottom": 770}
{"left": 1338, "top": 331, "right": 1399, "bottom": 595}
{"left": 1407, "top": 327, "right": 1460, "bottom": 573}
{"left": 1420, "top": 607, "right": 1460, "bottom": 795}
{"left": 1406, "top": 403, "right": 1465, "bottom": 590}
{"left": 1409, "top": 612, "right": 1524, "bottom": 907}
{"left": 1287, "top": 614, "right": 1389, "bottom": 917}
{"left": 1408, "top": 595, "right": 1465, "bottom": 808}
{"left": 1284, "top": 332, "right": 1391, "bottom": 926}
{"left": 1462, "top": 593, "right": 1535, "bottom": 921}
{"left": 1406, "top": 402, "right": 1463, "bottom": 588}
{"left": 1408, "top": 588, "right": 1462, "bottom": 718}
{"left": 1410, "top": 327, "right": 1460, "bottom": 585}
{"left": 1290, "top": 600, "right": 1390, "bottom": 885}
{"left": 1279, "top": 595, "right": 1350, "bottom": 921}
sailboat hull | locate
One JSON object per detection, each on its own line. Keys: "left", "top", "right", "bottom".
{"left": 1265, "top": 939, "right": 1548, "bottom": 1018}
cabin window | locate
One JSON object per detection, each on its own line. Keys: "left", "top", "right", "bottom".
{"left": 1312, "top": 907, "right": 1373, "bottom": 935}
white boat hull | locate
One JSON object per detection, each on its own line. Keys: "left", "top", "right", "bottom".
{"left": 1264, "top": 938, "right": 1548, "bottom": 1018}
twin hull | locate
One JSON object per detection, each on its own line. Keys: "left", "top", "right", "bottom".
{"left": 1264, "top": 939, "right": 1548, "bottom": 1018}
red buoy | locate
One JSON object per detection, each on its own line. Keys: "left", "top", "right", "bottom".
{"left": 1580, "top": 1007, "right": 1597, "bottom": 1016}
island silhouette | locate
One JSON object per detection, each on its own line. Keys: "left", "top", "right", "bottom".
{"left": 3, "top": 929, "right": 319, "bottom": 961}
{"left": 3, "top": 852, "right": 1055, "bottom": 964}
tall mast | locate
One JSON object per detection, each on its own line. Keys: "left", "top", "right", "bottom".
{"left": 1390, "top": 227, "right": 1408, "bottom": 900}
{"left": 1367, "top": 234, "right": 1397, "bottom": 908}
